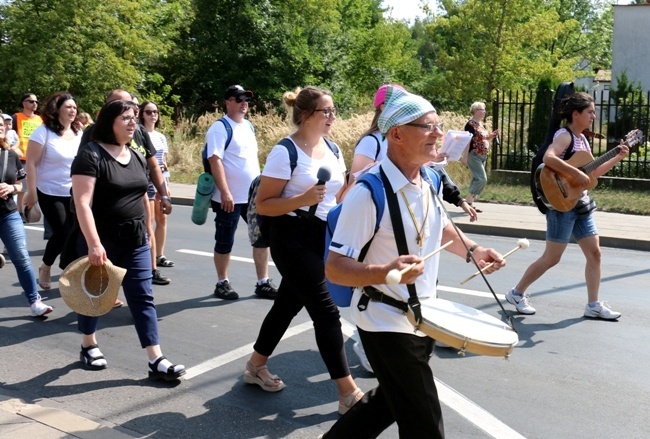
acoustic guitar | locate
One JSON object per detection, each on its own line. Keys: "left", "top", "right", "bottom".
{"left": 534, "top": 129, "right": 644, "bottom": 212}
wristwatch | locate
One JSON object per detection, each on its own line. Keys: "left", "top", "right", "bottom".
{"left": 466, "top": 244, "right": 479, "bottom": 263}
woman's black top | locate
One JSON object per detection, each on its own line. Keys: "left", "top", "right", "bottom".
{"left": 0, "top": 149, "right": 25, "bottom": 217}
{"left": 70, "top": 142, "right": 148, "bottom": 248}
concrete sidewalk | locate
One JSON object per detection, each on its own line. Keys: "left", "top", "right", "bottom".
{"left": 0, "top": 388, "right": 135, "bottom": 438}
{"left": 169, "top": 181, "right": 650, "bottom": 251}
{"left": 3, "top": 181, "right": 648, "bottom": 439}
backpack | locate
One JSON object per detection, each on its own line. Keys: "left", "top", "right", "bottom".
{"left": 325, "top": 166, "right": 442, "bottom": 307}
{"left": 202, "top": 118, "right": 255, "bottom": 174}
{"left": 246, "top": 137, "right": 340, "bottom": 246}
{"left": 531, "top": 82, "right": 575, "bottom": 214}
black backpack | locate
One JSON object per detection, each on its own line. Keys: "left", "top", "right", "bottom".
{"left": 530, "top": 82, "right": 576, "bottom": 214}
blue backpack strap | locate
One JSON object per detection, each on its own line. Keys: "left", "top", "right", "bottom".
{"left": 421, "top": 166, "right": 441, "bottom": 193}
{"left": 323, "top": 137, "right": 340, "bottom": 159}
{"left": 218, "top": 118, "right": 234, "bottom": 150}
{"left": 277, "top": 137, "right": 298, "bottom": 174}
{"left": 201, "top": 117, "right": 236, "bottom": 172}
{"left": 355, "top": 172, "right": 385, "bottom": 259}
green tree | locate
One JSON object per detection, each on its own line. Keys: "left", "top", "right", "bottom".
{"left": 527, "top": 77, "right": 556, "bottom": 152}
{"left": 170, "top": 0, "right": 420, "bottom": 114}
{"left": 421, "top": 0, "right": 580, "bottom": 108}
{"left": 0, "top": 0, "right": 191, "bottom": 114}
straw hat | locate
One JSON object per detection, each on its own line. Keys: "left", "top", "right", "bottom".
{"left": 24, "top": 203, "right": 41, "bottom": 223}
{"left": 59, "top": 256, "right": 127, "bottom": 316}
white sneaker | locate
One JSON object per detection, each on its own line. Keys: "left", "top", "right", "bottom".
{"left": 505, "top": 288, "right": 536, "bottom": 315}
{"left": 30, "top": 299, "right": 53, "bottom": 317}
{"left": 584, "top": 301, "right": 621, "bottom": 320}
{"left": 353, "top": 342, "right": 373, "bottom": 373}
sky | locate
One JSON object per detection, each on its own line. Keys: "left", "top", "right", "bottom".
{"left": 382, "top": 0, "right": 433, "bottom": 22}
{"left": 382, "top": 0, "right": 636, "bottom": 23}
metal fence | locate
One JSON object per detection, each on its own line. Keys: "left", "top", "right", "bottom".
{"left": 491, "top": 89, "right": 650, "bottom": 179}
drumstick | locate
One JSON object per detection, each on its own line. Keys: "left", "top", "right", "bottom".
{"left": 385, "top": 240, "right": 453, "bottom": 284}
{"left": 460, "top": 238, "right": 530, "bottom": 285}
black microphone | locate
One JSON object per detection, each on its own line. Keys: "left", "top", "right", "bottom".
{"left": 494, "top": 135, "right": 501, "bottom": 146}
{"left": 308, "top": 167, "right": 331, "bottom": 217}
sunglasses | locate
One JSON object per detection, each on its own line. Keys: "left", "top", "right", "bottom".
{"left": 144, "top": 109, "right": 159, "bottom": 115}
{"left": 229, "top": 96, "right": 251, "bottom": 103}
{"left": 24, "top": 99, "right": 38, "bottom": 104}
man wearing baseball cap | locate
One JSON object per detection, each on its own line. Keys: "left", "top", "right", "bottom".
{"left": 205, "top": 85, "right": 278, "bottom": 301}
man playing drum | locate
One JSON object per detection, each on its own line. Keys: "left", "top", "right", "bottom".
{"left": 322, "top": 86, "right": 505, "bottom": 439}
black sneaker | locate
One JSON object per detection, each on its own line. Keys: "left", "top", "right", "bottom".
{"left": 152, "top": 269, "right": 171, "bottom": 285}
{"left": 214, "top": 280, "right": 239, "bottom": 300}
{"left": 254, "top": 279, "right": 278, "bottom": 300}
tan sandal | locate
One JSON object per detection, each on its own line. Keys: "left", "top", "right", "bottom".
{"left": 38, "top": 266, "right": 51, "bottom": 290}
{"left": 243, "top": 361, "right": 285, "bottom": 392}
{"left": 338, "top": 388, "right": 363, "bottom": 415}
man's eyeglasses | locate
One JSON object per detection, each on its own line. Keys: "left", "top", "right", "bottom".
{"left": 24, "top": 99, "right": 38, "bottom": 104}
{"left": 229, "top": 96, "right": 251, "bottom": 103}
{"left": 405, "top": 122, "right": 444, "bottom": 133}
{"left": 144, "top": 109, "right": 159, "bottom": 116}
{"left": 120, "top": 115, "right": 137, "bottom": 123}
{"left": 314, "top": 107, "right": 336, "bottom": 118}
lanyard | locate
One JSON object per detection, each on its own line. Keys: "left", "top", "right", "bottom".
{"left": 399, "top": 186, "right": 430, "bottom": 254}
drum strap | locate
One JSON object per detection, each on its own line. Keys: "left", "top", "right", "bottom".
{"left": 360, "top": 286, "right": 409, "bottom": 313}
{"left": 380, "top": 167, "right": 423, "bottom": 325}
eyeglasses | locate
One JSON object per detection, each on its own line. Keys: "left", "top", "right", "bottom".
{"left": 314, "top": 107, "right": 337, "bottom": 118}
{"left": 120, "top": 115, "right": 137, "bottom": 124}
{"left": 405, "top": 122, "right": 444, "bottom": 133}
{"left": 24, "top": 99, "right": 38, "bottom": 104}
{"left": 229, "top": 96, "right": 251, "bottom": 103}
{"left": 144, "top": 109, "right": 159, "bottom": 115}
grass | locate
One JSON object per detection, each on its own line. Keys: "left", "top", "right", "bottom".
{"left": 166, "top": 109, "right": 650, "bottom": 216}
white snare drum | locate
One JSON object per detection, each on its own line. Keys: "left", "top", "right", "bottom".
{"left": 407, "top": 298, "right": 518, "bottom": 358}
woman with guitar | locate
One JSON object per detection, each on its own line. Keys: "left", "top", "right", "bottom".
{"left": 506, "top": 92, "right": 629, "bottom": 320}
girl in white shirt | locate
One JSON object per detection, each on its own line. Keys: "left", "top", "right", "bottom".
{"left": 244, "top": 86, "right": 363, "bottom": 415}
{"left": 24, "top": 92, "right": 82, "bottom": 289}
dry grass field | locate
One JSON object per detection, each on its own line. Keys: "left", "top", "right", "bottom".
{"left": 165, "top": 110, "right": 650, "bottom": 215}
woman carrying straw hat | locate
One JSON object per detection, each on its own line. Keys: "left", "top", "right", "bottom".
{"left": 69, "top": 99, "right": 184, "bottom": 381}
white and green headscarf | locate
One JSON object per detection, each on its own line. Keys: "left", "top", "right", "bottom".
{"left": 377, "top": 86, "right": 436, "bottom": 134}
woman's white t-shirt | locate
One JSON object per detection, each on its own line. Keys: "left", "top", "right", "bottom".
{"left": 29, "top": 125, "right": 81, "bottom": 197}
{"left": 354, "top": 131, "right": 387, "bottom": 162}
{"left": 262, "top": 137, "right": 346, "bottom": 222}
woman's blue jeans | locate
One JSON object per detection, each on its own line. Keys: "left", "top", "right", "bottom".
{"left": 76, "top": 241, "right": 160, "bottom": 348}
{"left": 0, "top": 210, "right": 39, "bottom": 304}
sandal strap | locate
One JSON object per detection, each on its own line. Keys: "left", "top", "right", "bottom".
{"left": 150, "top": 355, "right": 167, "bottom": 372}
{"left": 81, "top": 345, "right": 105, "bottom": 363}
{"left": 247, "top": 361, "right": 281, "bottom": 384}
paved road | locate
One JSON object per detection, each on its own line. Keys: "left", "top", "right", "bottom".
{"left": 1, "top": 204, "right": 649, "bottom": 438}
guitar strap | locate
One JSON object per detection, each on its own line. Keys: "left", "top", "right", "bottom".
{"left": 560, "top": 128, "right": 576, "bottom": 161}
